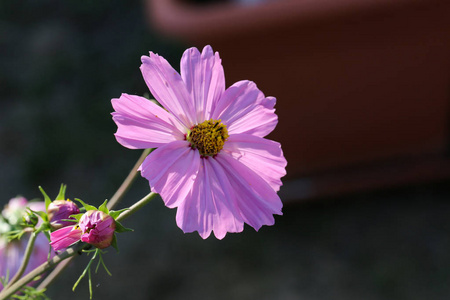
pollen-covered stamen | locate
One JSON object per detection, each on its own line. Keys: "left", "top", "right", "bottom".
{"left": 187, "top": 119, "right": 229, "bottom": 157}
{"left": 83, "top": 223, "right": 96, "bottom": 234}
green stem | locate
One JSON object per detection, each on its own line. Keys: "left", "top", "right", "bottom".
{"left": 107, "top": 148, "right": 153, "bottom": 210}
{"left": 36, "top": 256, "right": 74, "bottom": 291}
{"left": 5, "top": 231, "right": 37, "bottom": 289}
{"left": 116, "top": 192, "right": 158, "bottom": 222}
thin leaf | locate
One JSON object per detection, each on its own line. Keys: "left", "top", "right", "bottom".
{"left": 82, "top": 249, "right": 97, "bottom": 255}
{"left": 72, "top": 266, "right": 88, "bottom": 291}
{"left": 31, "top": 209, "right": 48, "bottom": 222}
{"left": 56, "top": 184, "right": 67, "bottom": 200}
{"left": 43, "top": 230, "right": 50, "bottom": 241}
{"left": 111, "top": 234, "right": 118, "bottom": 253}
{"left": 72, "top": 250, "right": 98, "bottom": 292}
{"left": 69, "top": 213, "right": 85, "bottom": 222}
{"left": 114, "top": 220, "right": 133, "bottom": 233}
{"left": 95, "top": 253, "right": 101, "bottom": 274}
{"left": 109, "top": 208, "right": 129, "bottom": 220}
{"left": 95, "top": 251, "right": 112, "bottom": 276}
{"left": 74, "top": 198, "right": 97, "bottom": 211}
{"left": 88, "top": 264, "right": 93, "bottom": 300}
{"left": 60, "top": 218, "right": 78, "bottom": 223}
{"left": 39, "top": 186, "right": 52, "bottom": 211}
{"left": 98, "top": 199, "right": 109, "bottom": 214}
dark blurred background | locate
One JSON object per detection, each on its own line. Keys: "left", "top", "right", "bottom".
{"left": 1, "top": 0, "right": 450, "bottom": 299}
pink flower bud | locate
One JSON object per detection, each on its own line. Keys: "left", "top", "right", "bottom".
{"left": 50, "top": 210, "right": 116, "bottom": 251}
{"left": 79, "top": 210, "right": 116, "bottom": 249}
{"left": 47, "top": 200, "right": 80, "bottom": 230}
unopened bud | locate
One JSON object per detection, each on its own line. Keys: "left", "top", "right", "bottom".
{"left": 48, "top": 200, "right": 80, "bottom": 230}
{"left": 79, "top": 210, "right": 116, "bottom": 249}
{"left": 22, "top": 210, "right": 39, "bottom": 227}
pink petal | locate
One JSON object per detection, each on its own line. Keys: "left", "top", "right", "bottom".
{"left": 140, "top": 52, "right": 195, "bottom": 128}
{"left": 27, "top": 201, "right": 46, "bottom": 212}
{"left": 112, "top": 93, "right": 185, "bottom": 149}
{"left": 212, "top": 80, "right": 278, "bottom": 137}
{"left": 175, "top": 158, "right": 244, "bottom": 239}
{"left": 140, "top": 140, "right": 200, "bottom": 209}
{"left": 50, "top": 226, "right": 82, "bottom": 251}
{"left": 215, "top": 153, "right": 283, "bottom": 231}
{"left": 180, "top": 46, "right": 225, "bottom": 123}
{"left": 0, "top": 240, "right": 23, "bottom": 282}
{"left": 6, "top": 197, "right": 28, "bottom": 210}
{"left": 223, "top": 134, "right": 287, "bottom": 192}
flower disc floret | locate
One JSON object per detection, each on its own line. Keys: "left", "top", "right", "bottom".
{"left": 187, "top": 119, "right": 228, "bottom": 157}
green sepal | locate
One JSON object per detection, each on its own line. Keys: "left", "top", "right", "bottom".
{"left": 30, "top": 209, "right": 48, "bottom": 223}
{"left": 60, "top": 219, "right": 78, "bottom": 223}
{"left": 109, "top": 208, "right": 129, "bottom": 220}
{"left": 43, "top": 230, "right": 51, "bottom": 242}
{"left": 114, "top": 220, "right": 133, "bottom": 233}
{"left": 74, "top": 198, "right": 97, "bottom": 211}
{"left": 22, "top": 208, "right": 39, "bottom": 227}
{"left": 69, "top": 213, "right": 85, "bottom": 222}
{"left": 6, "top": 230, "right": 25, "bottom": 241}
{"left": 55, "top": 184, "right": 67, "bottom": 200}
{"left": 10, "top": 285, "right": 50, "bottom": 300}
{"left": 39, "top": 186, "right": 52, "bottom": 211}
{"left": 27, "top": 207, "right": 48, "bottom": 222}
{"left": 98, "top": 199, "right": 109, "bottom": 214}
{"left": 36, "top": 222, "right": 51, "bottom": 234}
{"left": 111, "top": 234, "right": 119, "bottom": 252}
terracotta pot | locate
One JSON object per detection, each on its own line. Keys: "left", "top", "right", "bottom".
{"left": 145, "top": 0, "right": 450, "bottom": 199}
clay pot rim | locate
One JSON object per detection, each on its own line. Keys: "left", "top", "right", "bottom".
{"left": 146, "top": 0, "right": 438, "bottom": 41}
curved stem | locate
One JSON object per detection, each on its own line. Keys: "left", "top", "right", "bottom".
{"left": 107, "top": 148, "right": 153, "bottom": 210}
{"left": 5, "top": 231, "right": 37, "bottom": 289}
{"left": 116, "top": 192, "right": 158, "bottom": 222}
{"left": 36, "top": 256, "right": 74, "bottom": 291}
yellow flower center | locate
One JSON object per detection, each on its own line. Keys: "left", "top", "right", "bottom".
{"left": 187, "top": 119, "right": 229, "bottom": 157}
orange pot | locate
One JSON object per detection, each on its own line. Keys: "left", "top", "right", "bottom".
{"left": 146, "top": 0, "right": 450, "bottom": 199}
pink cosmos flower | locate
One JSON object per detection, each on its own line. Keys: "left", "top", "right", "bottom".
{"left": 0, "top": 198, "right": 49, "bottom": 290}
{"left": 111, "top": 45, "right": 287, "bottom": 239}
{"left": 47, "top": 199, "right": 80, "bottom": 230}
{"left": 50, "top": 210, "right": 116, "bottom": 251}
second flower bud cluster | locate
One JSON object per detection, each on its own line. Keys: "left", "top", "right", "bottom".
{"left": 50, "top": 209, "right": 116, "bottom": 251}
{"left": 42, "top": 185, "right": 122, "bottom": 252}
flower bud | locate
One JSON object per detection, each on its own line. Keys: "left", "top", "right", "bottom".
{"left": 79, "top": 210, "right": 116, "bottom": 249}
{"left": 1, "top": 197, "right": 49, "bottom": 284}
{"left": 47, "top": 200, "right": 80, "bottom": 230}
{"left": 2, "top": 197, "right": 29, "bottom": 226}
{"left": 22, "top": 210, "right": 39, "bottom": 227}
